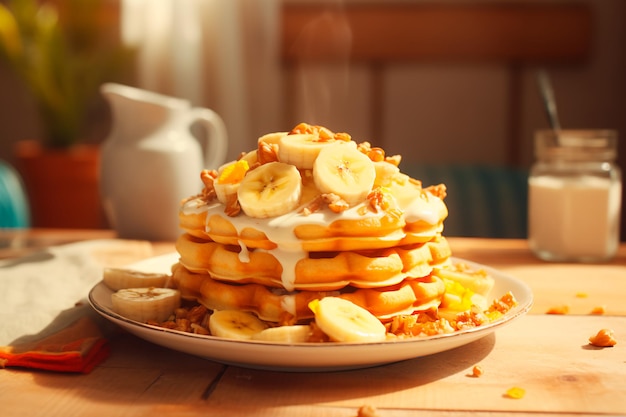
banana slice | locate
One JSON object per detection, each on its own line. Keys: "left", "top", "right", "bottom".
{"left": 111, "top": 287, "right": 181, "bottom": 323}
{"left": 103, "top": 267, "right": 170, "bottom": 291}
{"left": 214, "top": 160, "right": 250, "bottom": 205}
{"left": 258, "top": 131, "right": 288, "bottom": 145}
{"left": 313, "top": 143, "right": 376, "bottom": 206}
{"left": 209, "top": 310, "right": 268, "bottom": 340}
{"left": 239, "top": 150, "right": 258, "bottom": 166}
{"left": 251, "top": 325, "right": 312, "bottom": 343}
{"left": 309, "top": 297, "right": 386, "bottom": 343}
{"left": 278, "top": 134, "right": 338, "bottom": 169}
{"left": 373, "top": 160, "right": 400, "bottom": 187}
{"left": 237, "top": 161, "right": 302, "bottom": 218}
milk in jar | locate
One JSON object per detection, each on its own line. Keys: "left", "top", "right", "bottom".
{"left": 528, "top": 130, "right": 622, "bottom": 262}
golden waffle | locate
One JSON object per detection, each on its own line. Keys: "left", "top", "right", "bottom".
{"left": 179, "top": 174, "right": 448, "bottom": 253}
{"left": 176, "top": 233, "right": 451, "bottom": 291}
{"left": 171, "top": 262, "right": 446, "bottom": 323}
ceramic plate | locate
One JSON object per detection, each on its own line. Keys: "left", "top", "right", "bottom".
{"left": 89, "top": 253, "right": 533, "bottom": 371}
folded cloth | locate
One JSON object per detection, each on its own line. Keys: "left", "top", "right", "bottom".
{"left": 0, "top": 239, "right": 154, "bottom": 373}
{"left": 0, "top": 303, "right": 112, "bottom": 373}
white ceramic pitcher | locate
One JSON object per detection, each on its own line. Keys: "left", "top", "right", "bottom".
{"left": 100, "top": 83, "right": 228, "bottom": 241}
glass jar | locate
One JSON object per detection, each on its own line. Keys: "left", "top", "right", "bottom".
{"left": 528, "top": 129, "right": 622, "bottom": 262}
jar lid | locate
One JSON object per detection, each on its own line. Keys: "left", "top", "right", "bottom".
{"left": 535, "top": 129, "right": 618, "bottom": 161}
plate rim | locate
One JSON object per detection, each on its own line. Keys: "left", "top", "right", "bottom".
{"left": 89, "top": 254, "right": 533, "bottom": 369}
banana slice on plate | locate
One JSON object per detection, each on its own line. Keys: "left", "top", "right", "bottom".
{"left": 313, "top": 143, "right": 376, "bottom": 206}
{"left": 103, "top": 267, "right": 170, "bottom": 291}
{"left": 209, "top": 310, "right": 268, "bottom": 340}
{"left": 251, "top": 325, "right": 312, "bottom": 343}
{"left": 111, "top": 287, "right": 181, "bottom": 323}
{"left": 309, "top": 297, "right": 386, "bottom": 343}
{"left": 237, "top": 161, "right": 302, "bottom": 218}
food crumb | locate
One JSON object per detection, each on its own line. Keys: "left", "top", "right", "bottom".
{"left": 546, "top": 305, "right": 569, "bottom": 315}
{"left": 471, "top": 365, "right": 484, "bottom": 377}
{"left": 505, "top": 387, "right": 526, "bottom": 399}
{"left": 356, "top": 405, "right": 381, "bottom": 417}
{"left": 575, "top": 292, "right": 588, "bottom": 298}
{"left": 588, "top": 328, "right": 617, "bottom": 347}
{"left": 589, "top": 306, "right": 606, "bottom": 315}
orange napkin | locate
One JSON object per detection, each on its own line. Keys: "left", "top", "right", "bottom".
{"left": 0, "top": 303, "right": 112, "bottom": 373}
{"left": 0, "top": 239, "right": 155, "bottom": 373}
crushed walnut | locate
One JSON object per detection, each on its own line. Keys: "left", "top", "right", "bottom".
{"left": 546, "top": 305, "right": 569, "bottom": 315}
{"left": 257, "top": 139, "right": 279, "bottom": 165}
{"left": 355, "top": 405, "right": 381, "bottom": 417}
{"left": 366, "top": 187, "right": 392, "bottom": 212}
{"left": 200, "top": 169, "right": 218, "bottom": 201}
{"left": 148, "top": 304, "right": 211, "bottom": 335}
{"left": 471, "top": 365, "right": 484, "bottom": 378}
{"left": 589, "top": 306, "right": 606, "bottom": 315}
{"left": 588, "top": 328, "right": 617, "bottom": 347}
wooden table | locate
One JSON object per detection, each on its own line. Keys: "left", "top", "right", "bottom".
{"left": 1, "top": 230, "right": 625, "bottom": 417}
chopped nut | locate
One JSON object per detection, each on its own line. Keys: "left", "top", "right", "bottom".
{"left": 546, "top": 305, "right": 569, "bottom": 315}
{"left": 588, "top": 328, "right": 617, "bottom": 347}
{"left": 257, "top": 140, "right": 279, "bottom": 164}
{"left": 366, "top": 187, "right": 392, "bottom": 212}
{"left": 322, "top": 193, "right": 349, "bottom": 213}
{"left": 589, "top": 306, "right": 606, "bottom": 315}
{"left": 356, "top": 405, "right": 381, "bottom": 417}
{"left": 472, "top": 365, "right": 484, "bottom": 377}
{"left": 224, "top": 193, "right": 241, "bottom": 217}
{"left": 385, "top": 154, "right": 401, "bottom": 167}
{"left": 424, "top": 183, "right": 447, "bottom": 199}
{"left": 200, "top": 169, "right": 219, "bottom": 201}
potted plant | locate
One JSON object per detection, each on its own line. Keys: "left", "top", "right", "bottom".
{"left": 0, "top": 0, "right": 133, "bottom": 228}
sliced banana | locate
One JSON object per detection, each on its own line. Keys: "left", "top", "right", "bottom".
{"left": 373, "top": 160, "right": 400, "bottom": 187}
{"left": 278, "top": 133, "right": 340, "bottom": 170}
{"left": 103, "top": 267, "right": 170, "bottom": 291}
{"left": 239, "top": 150, "right": 258, "bottom": 166}
{"left": 309, "top": 297, "right": 386, "bottom": 343}
{"left": 237, "top": 161, "right": 302, "bottom": 218}
{"left": 251, "top": 325, "right": 312, "bottom": 343}
{"left": 258, "top": 131, "right": 288, "bottom": 145}
{"left": 214, "top": 160, "right": 250, "bottom": 205}
{"left": 111, "top": 287, "right": 181, "bottom": 323}
{"left": 209, "top": 310, "right": 268, "bottom": 340}
{"left": 313, "top": 143, "right": 376, "bottom": 206}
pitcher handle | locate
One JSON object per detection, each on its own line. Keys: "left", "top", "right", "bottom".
{"left": 187, "top": 108, "right": 228, "bottom": 169}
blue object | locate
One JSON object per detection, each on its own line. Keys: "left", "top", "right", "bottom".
{"left": 401, "top": 164, "right": 528, "bottom": 238}
{"left": 0, "top": 160, "right": 31, "bottom": 228}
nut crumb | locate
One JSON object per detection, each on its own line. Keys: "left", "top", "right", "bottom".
{"left": 356, "top": 405, "right": 381, "bottom": 417}
{"left": 546, "top": 305, "right": 569, "bottom": 315}
{"left": 588, "top": 328, "right": 617, "bottom": 347}
{"left": 589, "top": 306, "right": 606, "bottom": 315}
{"left": 471, "top": 365, "right": 484, "bottom": 377}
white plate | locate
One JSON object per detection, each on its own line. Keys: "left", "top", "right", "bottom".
{"left": 89, "top": 253, "right": 532, "bottom": 372}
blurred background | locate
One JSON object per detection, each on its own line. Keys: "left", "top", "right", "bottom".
{"left": 0, "top": 0, "right": 624, "bottom": 239}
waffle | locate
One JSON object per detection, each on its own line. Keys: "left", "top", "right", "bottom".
{"left": 176, "top": 233, "right": 451, "bottom": 291}
{"left": 172, "top": 123, "right": 455, "bottom": 324}
{"left": 171, "top": 262, "right": 446, "bottom": 322}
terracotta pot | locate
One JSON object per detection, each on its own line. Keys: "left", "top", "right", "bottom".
{"left": 14, "top": 140, "right": 108, "bottom": 229}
